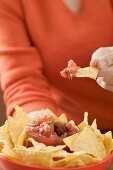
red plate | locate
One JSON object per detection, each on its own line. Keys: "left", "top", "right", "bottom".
{"left": 0, "top": 152, "right": 113, "bottom": 170}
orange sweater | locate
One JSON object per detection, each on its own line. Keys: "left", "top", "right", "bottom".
{"left": 0, "top": 0, "right": 113, "bottom": 130}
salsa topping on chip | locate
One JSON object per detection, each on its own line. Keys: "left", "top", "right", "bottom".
{"left": 60, "top": 59, "right": 98, "bottom": 80}
{"left": 60, "top": 59, "right": 80, "bottom": 79}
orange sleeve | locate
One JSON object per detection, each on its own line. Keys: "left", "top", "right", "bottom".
{"left": 0, "top": 0, "right": 57, "bottom": 116}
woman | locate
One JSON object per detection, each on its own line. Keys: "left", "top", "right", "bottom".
{"left": 0, "top": 0, "right": 113, "bottom": 130}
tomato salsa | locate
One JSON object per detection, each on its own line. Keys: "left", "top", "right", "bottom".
{"left": 26, "top": 115, "right": 79, "bottom": 146}
{"left": 60, "top": 59, "right": 80, "bottom": 79}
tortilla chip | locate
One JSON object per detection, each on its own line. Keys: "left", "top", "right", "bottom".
{"left": 32, "top": 109, "right": 58, "bottom": 122}
{"left": 28, "top": 138, "right": 66, "bottom": 152}
{"left": 0, "top": 140, "right": 16, "bottom": 159}
{"left": 14, "top": 105, "right": 27, "bottom": 119}
{"left": 51, "top": 150, "right": 67, "bottom": 167}
{"left": 64, "top": 127, "right": 106, "bottom": 160}
{"left": 0, "top": 141, "right": 4, "bottom": 152}
{"left": 28, "top": 138, "right": 46, "bottom": 151}
{"left": 47, "top": 145, "right": 66, "bottom": 152}
{"left": 58, "top": 114, "right": 67, "bottom": 123}
{"left": 63, "top": 133, "right": 80, "bottom": 149}
{"left": 0, "top": 121, "right": 14, "bottom": 148}
{"left": 46, "top": 109, "right": 58, "bottom": 120}
{"left": 103, "top": 131, "right": 113, "bottom": 156}
{"left": 78, "top": 112, "right": 89, "bottom": 130}
{"left": 76, "top": 67, "right": 98, "bottom": 80}
{"left": 17, "top": 127, "right": 28, "bottom": 146}
{"left": 91, "top": 119, "right": 97, "bottom": 129}
{"left": 65, "top": 151, "right": 101, "bottom": 167}
{"left": 51, "top": 150, "right": 100, "bottom": 168}
{"left": 14, "top": 145, "right": 51, "bottom": 167}
{"left": 7, "top": 105, "right": 31, "bottom": 146}
{"left": 68, "top": 120, "right": 76, "bottom": 126}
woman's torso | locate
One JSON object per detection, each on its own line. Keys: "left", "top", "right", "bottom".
{"left": 22, "top": 0, "right": 113, "bottom": 130}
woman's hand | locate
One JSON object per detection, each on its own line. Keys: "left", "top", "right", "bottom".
{"left": 90, "top": 47, "right": 113, "bottom": 92}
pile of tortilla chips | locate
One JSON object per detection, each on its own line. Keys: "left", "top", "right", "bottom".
{"left": 0, "top": 105, "right": 113, "bottom": 168}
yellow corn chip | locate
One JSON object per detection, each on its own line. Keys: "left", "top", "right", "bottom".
{"left": 17, "top": 127, "right": 28, "bottom": 146}
{"left": 78, "top": 112, "right": 89, "bottom": 130}
{"left": 64, "top": 127, "right": 106, "bottom": 160}
{"left": 65, "top": 151, "right": 101, "bottom": 167}
{"left": 58, "top": 114, "right": 67, "bottom": 123}
{"left": 0, "top": 140, "right": 16, "bottom": 159}
{"left": 63, "top": 133, "right": 80, "bottom": 149}
{"left": 46, "top": 145, "right": 66, "bottom": 152}
{"left": 76, "top": 67, "right": 98, "bottom": 80}
{"left": 14, "top": 145, "right": 51, "bottom": 167}
{"left": 51, "top": 150, "right": 67, "bottom": 167}
{"left": 0, "top": 121, "right": 14, "bottom": 148}
{"left": 28, "top": 138, "right": 66, "bottom": 152}
{"left": 14, "top": 105, "right": 29, "bottom": 120}
{"left": 32, "top": 109, "right": 58, "bottom": 121}
{"left": 28, "top": 138, "right": 46, "bottom": 151}
{"left": 103, "top": 131, "right": 113, "bottom": 156}
{"left": 91, "top": 119, "right": 97, "bottom": 129}
{"left": 8, "top": 106, "right": 31, "bottom": 146}
{"left": 68, "top": 120, "right": 76, "bottom": 126}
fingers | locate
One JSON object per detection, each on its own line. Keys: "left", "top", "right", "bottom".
{"left": 97, "top": 77, "right": 113, "bottom": 92}
{"left": 90, "top": 47, "right": 113, "bottom": 69}
{"left": 98, "top": 53, "right": 113, "bottom": 69}
{"left": 96, "top": 65, "right": 113, "bottom": 92}
{"left": 90, "top": 59, "right": 98, "bottom": 67}
{"left": 90, "top": 47, "right": 105, "bottom": 67}
{"left": 90, "top": 47, "right": 113, "bottom": 92}
{"left": 97, "top": 66, "right": 113, "bottom": 84}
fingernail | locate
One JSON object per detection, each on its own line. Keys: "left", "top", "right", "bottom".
{"left": 99, "top": 61, "right": 107, "bottom": 69}
{"left": 97, "top": 77, "right": 103, "bottom": 81}
{"left": 97, "top": 77, "right": 105, "bottom": 87}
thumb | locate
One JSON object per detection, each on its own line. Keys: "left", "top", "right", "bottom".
{"left": 97, "top": 53, "right": 113, "bottom": 69}
{"left": 90, "top": 59, "right": 98, "bottom": 67}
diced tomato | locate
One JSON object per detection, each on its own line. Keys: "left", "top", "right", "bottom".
{"left": 38, "top": 122, "right": 51, "bottom": 137}
{"left": 49, "top": 124, "right": 54, "bottom": 134}
{"left": 67, "top": 60, "right": 79, "bottom": 74}
{"left": 27, "top": 130, "right": 64, "bottom": 146}
{"left": 65, "top": 122, "right": 73, "bottom": 131}
{"left": 65, "top": 122, "right": 80, "bottom": 136}
{"left": 28, "top": 127, "right": 39, "bottom": 134}
{"left": 68, "top": 129, "right": 77, "bottom": 136}
{"left": 60, "top": 68, "right": 69, "bottom": 78}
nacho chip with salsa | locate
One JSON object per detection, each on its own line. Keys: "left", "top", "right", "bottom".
{"left": 60, "top": 59, "right": 98, "bottom": 80}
